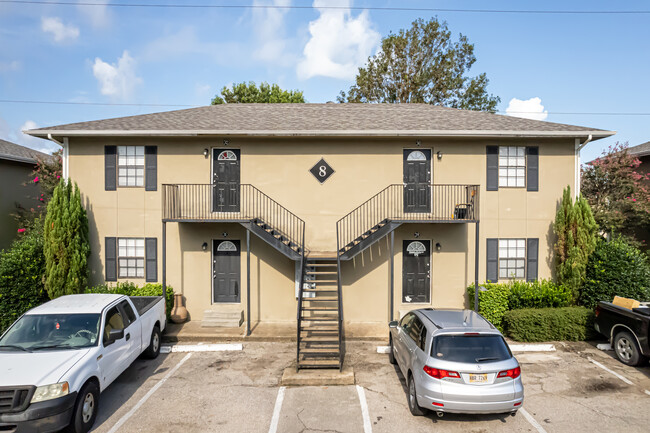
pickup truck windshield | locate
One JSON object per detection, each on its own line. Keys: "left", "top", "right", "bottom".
{"left": 432, "top": 335, "right": 512, "bottom": 363}
{"left": 0, "top": 314, "right": 101, "bottom": 351}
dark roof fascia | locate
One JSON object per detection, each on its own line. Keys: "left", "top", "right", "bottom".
{"left": 0, "top": 153, "right": 37, "bottom": 164}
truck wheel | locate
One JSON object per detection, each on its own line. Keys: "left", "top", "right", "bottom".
{"left": 614, "top": 331, "right": 647, "bottom": 366}
{"left": 143, "top": 325, "right": 161, "bottom": 359}
{"left": 68, "top": 381, "right": 99, "bottom": 433}
{"left": 389, "top": 336, "right": 397, "bottom": 365}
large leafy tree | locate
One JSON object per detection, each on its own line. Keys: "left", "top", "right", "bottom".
{"left": 43, "top": 180, "right": 90, "bottom": 298}
{"left": 581, "top": 142, "right": 650, "bottom": 243}
{"left": 554, "top": 186, "right": 598, "bottom": 302}
{"left": 337, "top": 17, "right": 500, "bottom": 111}
{"left": 212, "top": 81, "right": 305, "bottom": 104}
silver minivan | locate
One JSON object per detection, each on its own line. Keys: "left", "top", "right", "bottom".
{"left": 389, "top": 308, "right": 524, "bottom": 416}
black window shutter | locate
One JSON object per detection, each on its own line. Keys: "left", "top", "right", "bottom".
{"left": 486, "top": 238, "right": 498, "bottom": 282}
{"left": 486, "top": 146, "right": 498, "bottom": 191}
{"left": 105, "top": 237, "right": 117, "bottom": 281}
{"left": 145, "top": 146, "right": 157, "bottom": 191}
{"left": 105, "top": 146, "right": 117, "bottom": 191}
{"left": 145, "top": 238, "right": 157, "bottom": 282}
{"left": 527, "top": 146, "right": 539, "bottom": 191}
{"left": 526, "top": 238, "right": 539, "bottom": 281}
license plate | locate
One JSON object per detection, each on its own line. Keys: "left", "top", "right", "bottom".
{"left": 469, "top": 374, "right": 487, "bottom": 383}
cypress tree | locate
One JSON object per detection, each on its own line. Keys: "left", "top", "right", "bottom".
{"left": 553, "top": 186, "right": 598, "bottom": 302}
{"left": 43, "top": 180, "right": 90, "bottom": 298}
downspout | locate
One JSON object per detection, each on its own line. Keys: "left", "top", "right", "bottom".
{"left": 575, "top": 134, "right": 592, "bottom": 197}
{"left": 47, "top": 134, "right": 68, "bottom": 180}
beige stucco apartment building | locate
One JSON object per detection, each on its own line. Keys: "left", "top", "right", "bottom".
{"left": 27, "top": 104, "right": 614, "bottom": 368}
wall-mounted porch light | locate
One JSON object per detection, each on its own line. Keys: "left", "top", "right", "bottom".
{"left": 415, "top": 139, "right": 421, "bottom": 147}
{"left": 202, "top": 242, "right": 208, "bottom": 251}
{"left": 414, "top": 232, "right": 420, "bottom": 238}
{"left": 435, "top": 242, "right": 442, "bottom": 251}
{"left": 437, "top": 151, "right": 443, "bottom": 160}
{"left": 203, "top": 148, "right": 209, "bottom": 158}
{"left": 222, "top": 232, "right": 228, "bottom": 238}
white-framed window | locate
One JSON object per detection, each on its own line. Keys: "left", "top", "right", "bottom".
{"left": 498, "top": 146, "right": 525, "bottom": 188}
{"left": 117, "top": 146, "right": 145, "bottom": 187}
{"left": 498, "top": 239, "right": 525, "bottom": 279}
{"left": 118, "top": 238, "right": 145, "bottom": 278}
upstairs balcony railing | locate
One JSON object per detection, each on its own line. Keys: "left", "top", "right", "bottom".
{"left": 162, "top": 184, "right": 305, "bottom": 254}
{"left": 336, "top": 184, "right": 480, "bottom": 253}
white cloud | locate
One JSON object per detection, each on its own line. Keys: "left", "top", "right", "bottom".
{"left": 78, "top": 0, "right": 111, "bottom": 29}
{"left": 505, "top": 97, "right": 549, "bottom": 121}
{"left": 297, "top": 0, "right": 380, "bottom": 80}
{"left": 0, "top": 118, "right": 58, "bottom": 155}
{"left": 0, "top": 60, "right": 20, "bottom": 72}
{"left": 41, "top": 17, "right": 80, "bottom": 43}
{"left": 251, "top": 0, "right": 295, "bottom": 65}
{"left": 92, "top": 50, "right": 142, "bottom": 101}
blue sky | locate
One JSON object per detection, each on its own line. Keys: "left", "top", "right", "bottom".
{"left": 1, "top": 0, "right": 649, "bottom": 162}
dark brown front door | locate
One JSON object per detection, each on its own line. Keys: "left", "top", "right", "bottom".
{"left": 402, "top": 240, "right": 430, "bottom": 303}
{"left": 403, "top": 149, "right": 431, "bottom": 213}
{"left": 213, "top": 149, "right": 240, "bottom": 212}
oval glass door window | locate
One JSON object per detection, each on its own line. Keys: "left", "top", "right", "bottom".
{"left": 217, "top": 240, "right": 238, "bottom": 252}
{"left": 406, "top": 241, "right": 427, "bottom": 256}
{"left": 218, "top": 150, "right": 237, "bottom": 161}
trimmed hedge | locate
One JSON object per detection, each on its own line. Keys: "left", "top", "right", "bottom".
{"left": 86, "top": 282, "right": 174, "bottom": 320}
{"left": 581, "top": 237, "right": 650, "bottom": 308}
{"left": 467, "top": 279, "right": 571, "bottom": 331}
{"left": 503, "top": 307, "right": 596, "bottom": 342}
{"left": 0, "top": 228, "right": 50, "bottom": 334}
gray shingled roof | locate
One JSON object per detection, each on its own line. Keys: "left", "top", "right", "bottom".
{"left": 25, "top": 103, "right": 614, "bottom": 139}
{"left": 628, "top": 141, "right": 650, "bottom": 157}
{"left": 0, "top": 139, "right": 56, "bottom": 164}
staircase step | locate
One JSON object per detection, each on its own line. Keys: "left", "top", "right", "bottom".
{"left": 301, "top": 326, "right": 339, "bottom": 332}
{"left": 306, "top": 271, "right": 338, "bottom": 275}
{"left": 298, "top": 358, "right": 341, "bottom": 368}
{"left": 300, "top": 348, "right": 340, "bottom": 355}
{"left": 301, "top": 336, "right": 340, "bottom": 342}
{"left": 309, "top": 280, "right": 338, "bottom": 284}
{"left": 302, "top": 288, "right": 338, "bottom": 292}
{"left": 302, "top": 296, "right": 338, "bottom": 301}
{"left": 301, "top": 316, "right": 338, "bottom": 321}
{"left": 301, "top": 307, "right": 338, "bottom": 311}
{"left": 307, "top": 263, "right": 338, "bottom": 267}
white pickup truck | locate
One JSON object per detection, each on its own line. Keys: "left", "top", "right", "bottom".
{"left": 0, "top": 294, "right": 166, "bottom": 433}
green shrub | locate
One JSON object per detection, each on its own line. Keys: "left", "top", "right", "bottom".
{"left": 508, "top": 279, "right": 572, "bottom": 309}
{"left": 0, "top": 227, "right": 50, "bottom": 333}
{"left": 503, "top": 307, "right": 596, "bottom": 342}
{"left": 581, "top": 237, "right": 650, "bottom": 308}
{"left": 86, "top": 282, "right": 174, "bottom": 320}
{"left": 467, "top": 282, "right": 510, "bottom": 331}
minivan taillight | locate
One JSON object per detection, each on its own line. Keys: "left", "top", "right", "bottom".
{"left": 423, "top": 366, "right": 461, "bottom": 379}
{"left": 497, "top": 367, "right": 521, "bottom": 379}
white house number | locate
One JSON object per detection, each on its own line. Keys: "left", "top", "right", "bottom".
{"left": 310, "top": 158, "right": 334, "bottom": 184}
{"left": 319, "top": 166, "right": 327, "bottom": 177}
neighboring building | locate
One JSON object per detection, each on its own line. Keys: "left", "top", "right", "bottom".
{"left": 26, "top": 104, "right": 614, "bottom": 368}
{"left": 628, "top": 141, "right": 650, "bottom": 184}
{"left": 0, "top": 139, "right": 54, "bottom": 250}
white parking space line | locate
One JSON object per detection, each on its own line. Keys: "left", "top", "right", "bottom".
{"left": 356, "top": 385, "right": 373, "bottom": 433}
{"left": 508, "top": 344, "right": 555, "bottom": 352}
{"left": 107, "top": 353, "right": 193, "bottom": 433}
{"left": 589, "top": 359, "right": 634, "bottom": 385}
{"left": 160, "top": 343, "right": 243, "bottom": 353}
{"left": 268, "top": 386, "right": 286, "bottom": 433}
{"left": 520, "top": 408, "right": 548, "bottom": 433}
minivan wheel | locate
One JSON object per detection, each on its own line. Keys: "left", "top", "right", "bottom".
{"left": 407, "top": 375, "right": 425, "bottom": 416}
{"left": 614, "top": 331, "right": 647, "bottom": 366}
{"left": 388, "top": 336, "right": 397, "bottom": 365}
{"left": 67, "top": 381, "right": 99, "bottom": 433}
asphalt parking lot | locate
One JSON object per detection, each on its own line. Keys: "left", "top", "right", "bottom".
{"left": 88, "top": 340, "right": 650, "bottom": 433}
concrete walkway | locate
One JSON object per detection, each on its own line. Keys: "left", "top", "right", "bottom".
{"left": 163, "top": 321, "right": 389, "bottom": 343}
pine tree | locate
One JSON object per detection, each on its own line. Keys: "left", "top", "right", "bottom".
{"left": 43, "top": 180, "right": 90, "bottom": 298}
{"left": 553, "top": 186, "right": 598, "bottom": 301}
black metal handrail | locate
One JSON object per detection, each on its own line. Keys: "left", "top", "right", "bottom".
{"left": 162, "top": 184, "right": 305, "bottom": 253}
{"left": 336, "top": 184, "right": 480, "bottom": 251}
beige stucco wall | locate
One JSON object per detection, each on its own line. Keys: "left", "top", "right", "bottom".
{"left": 68, "top": 136, "right": 575, "bottom": 324}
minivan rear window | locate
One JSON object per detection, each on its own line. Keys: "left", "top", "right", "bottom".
{"left": 432, "top": 335, "right": 512, "bottom": 363}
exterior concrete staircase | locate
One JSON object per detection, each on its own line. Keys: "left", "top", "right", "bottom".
{"left": 201, "top": 310, "right": 244, "bottom": 328}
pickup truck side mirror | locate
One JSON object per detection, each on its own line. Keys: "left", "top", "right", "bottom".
{"left": 388, "top": 320, "right": 398, "bottom": 329}
{"left": 105, "top": 329, "right": 125, "bottom": 345}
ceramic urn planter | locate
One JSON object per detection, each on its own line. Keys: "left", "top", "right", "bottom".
{"left": 170, "top": 293, "right": 188, "bottom": 323}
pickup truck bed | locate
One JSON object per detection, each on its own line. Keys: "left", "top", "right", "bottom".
{"left": 594, "top": 301, "right": 650, "bottom": 366}
{"left": 130, "top": 296, "right": 163, "bottom": 317}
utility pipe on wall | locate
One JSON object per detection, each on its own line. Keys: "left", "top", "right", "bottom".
{"left": 575, "top": 134, "right": 592, "bottom": 197}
